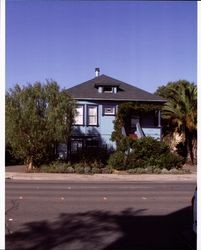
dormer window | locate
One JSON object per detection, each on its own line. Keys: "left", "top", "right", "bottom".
{"left": 96, "top": 85, "right": 118, "bottom": 94}
{"left": 103, "top": 86, "right": 113, "bottom": 93}
{"left": 103, "top": 86, "right": 118, "bottom": 93}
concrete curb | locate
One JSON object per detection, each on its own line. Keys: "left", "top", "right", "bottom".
{"left": 5, "top": 172, "right": 197, "bottom": 182}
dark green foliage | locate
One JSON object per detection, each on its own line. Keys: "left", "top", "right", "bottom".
{"left": 91, "top": 167, "right": 102, "bottom": 174}
{"left": 127, "top": 168, "right": 149, "bottom": 174}
{"left": 74, "top": 165, "right": 85, "bottom": 174}
{"left": 70, "top": 147, "right": 111, "bottom": 165}
{"left": 66, "top": 166, "right": 75, "bottom": 173}
{"left": 90, "top": 160, "right": 104, "bottom": 169}
{"left": 39, "top": 161, "right": 72, "bottom": 173}
{"left": 6, "top": 144, "right": 23, "bottom": 166}
{"left": 6, "top": 81, "right": 75, "bottom": 170}
{"left": 107, "top": 151, "right": 126, "bottom": 170}
{"left": 176, "top": 142, "right": 188, "bottom": 158}
{"left": 101, "top": 166, "right": 113, "bottom": 174}
{"left": 155, "top": 152, "right": 184, "bottom": 170}
{"left": 84, "top": 166, "right": 92, "bottom": 174}
{"left": 108, "top": 137, "right": 184, "bottom": 170}
{"left": 36, "top": 160, "right": 112, "bottom": 174}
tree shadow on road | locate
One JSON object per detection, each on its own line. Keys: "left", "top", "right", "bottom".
{"left": 6, "top": 206, "right": 196, "bottom": 250}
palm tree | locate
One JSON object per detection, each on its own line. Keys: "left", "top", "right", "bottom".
{"left": 155, "top": 80, "right": 197, "bottom": 164}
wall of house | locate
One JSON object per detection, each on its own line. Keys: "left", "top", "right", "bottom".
{"left": 72, "top": 101, "right": 162, "bottom": 151}
{"left": 72, "top": 101, "right": 116, "bottom": 149}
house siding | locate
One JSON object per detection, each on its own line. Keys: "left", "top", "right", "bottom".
{"left": 72, "top": 101, "right": 116, "bottom": 149}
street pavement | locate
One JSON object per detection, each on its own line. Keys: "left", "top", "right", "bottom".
{"left": 6, "top": 179, "right": 197, "bottom": 250}
{"left": 5, "top": 165, "right": 197, "bottom": 249}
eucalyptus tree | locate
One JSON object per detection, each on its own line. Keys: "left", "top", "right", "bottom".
{"left": 155, "top": 80, "right": 197, "bottom": 164}
{"left": 6, "top": 81, "right": 75, "bottom": 170}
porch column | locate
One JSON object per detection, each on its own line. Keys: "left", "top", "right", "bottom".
{"left": 158, "top": 110, "right": 161, "bottom": 127}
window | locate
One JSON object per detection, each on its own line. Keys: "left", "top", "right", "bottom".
{"left": 103, "top": 105, "right": 116, "bottom": 116}
{"left": 96, "top": 84, "right": 118, "bottom": 94}
{"left": 74, "top": 105, "right": 84, "bottom": 125}
{"left": 102, "top": 86, "right": 118, "bottom": 93}
{"left": 87, "top": 105, "right": 98, "bottom": 126}
{"left": 103, "top": 86, "right": 113, "bottom": 93}
{"left": 71, "top": 139, "right": 83, "bottom": 152}
{"left": 86, "top": 139, "right": 99, "bottom": 148}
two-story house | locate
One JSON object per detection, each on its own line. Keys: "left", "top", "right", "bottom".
{"left": 67, "top": 68, "right": 165, "bottom": 154}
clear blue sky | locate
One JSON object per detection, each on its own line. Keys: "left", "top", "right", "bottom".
{"left": 6, "top": 1, "right": 197, "bottom": 93}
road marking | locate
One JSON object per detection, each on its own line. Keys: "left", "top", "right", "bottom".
{"left": 142, "top": 197, "right": 147, "bottom": 200}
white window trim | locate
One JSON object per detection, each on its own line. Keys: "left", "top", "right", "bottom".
{"left": 87, "top": 105, "right": 98, "bottom": 126}
{"left": 74, "top": 104, "right": 84, "bottom": 125}
{"left": 103, "top": 105, "right": 116, "bottom": 116}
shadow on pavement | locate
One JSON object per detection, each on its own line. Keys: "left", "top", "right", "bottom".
{"left": 6, "top": 206, "right": 196, "bottom": 250}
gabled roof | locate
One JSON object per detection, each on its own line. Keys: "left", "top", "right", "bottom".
{"left": 67, "top": 74, "right": 165, "bottom": 102}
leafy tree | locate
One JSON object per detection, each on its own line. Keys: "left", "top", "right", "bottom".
{"left": 44, "top": 81, "right": 76, "bottom": 158}
{"left": 6, "top": 81, "right": 75, "bottom": 170}
{"left": 155, "top": 80, "right": 197, "bottom": 164}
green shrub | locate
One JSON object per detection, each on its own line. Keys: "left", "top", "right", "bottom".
{"left": 90, "top": 160, "right": 104, "bottom": 169}
{"left": 39, "top": 164, "right": 50, "bottom": 173}
{"left": 144, "top": 167, "right": 153, "bottom": 174}
{"left": 143, "top": 166, "right": 161, "bottom": 174}
{"left": 156, "top": 152, "right": 184, "bottom": 170}
{"left": 108, "top": 151, "right": 126, "bottom": 170}
{"left": 127, "top": 154, "right": 146, "bottom": 169}
{"left": 130, "top": 137, "right": 170, "bottom": 161}
{"left": 161, "top": 168, "right": 169, "bottom": 174}
{"left": 101, "top": 166, "right": 113, "bottom": 174}
{"left": 70, "top": 147, "right": 111, "bottom": 165}
{"left": 109, "top": 136, "right": 185, "bottom": 170}
{"left": 40, "top": 162, "right": 63, "bottom": 173}
{"left": 127, "top": 168, "right": 147, "bottom": 174}
{"left": 66, "top": 166, "right": 75, "bottom": 173}
{"left": 41, "top": 161, "right": 72, "bottom": 173}
{"left": 127, "top": 169, "right": 137, "bottom": 174}
{"left": 84, "top": 166, "right": 91, "bottom": 174}
{"left": 73, "top": 162, "right": 90, "bottom": 174}
{"left": 91, "top": 167, "right": 102, "bottom": 174}
{"left": 152, "top": 168, "right": 161, "bottom": 174}
{"left": 74, "top": 166, "right": 84, "bottom": 174}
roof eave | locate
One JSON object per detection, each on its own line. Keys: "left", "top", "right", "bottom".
{"left": 73, "top": 97, "right": 166, "bottom": 102}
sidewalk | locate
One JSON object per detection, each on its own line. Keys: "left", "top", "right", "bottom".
{"left": 5, "top": 168, "right": 197, "bottom": 182}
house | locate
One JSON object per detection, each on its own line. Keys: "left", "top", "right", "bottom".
{"left": 67, "top": 68, "right": 165, "bottom": 154}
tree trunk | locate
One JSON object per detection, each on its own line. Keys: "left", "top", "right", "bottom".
{"left": 192, "top": 139, "right": 197, "bottom": 164}
{"left": 185, "top": 130, "right": 194, "bottom": 165}
{"left": 26, "top": 156, "right": 33, "bottom": 172}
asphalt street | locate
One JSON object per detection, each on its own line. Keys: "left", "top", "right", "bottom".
{"left": 6, "top": 180, "right": 196, "bottom": 250}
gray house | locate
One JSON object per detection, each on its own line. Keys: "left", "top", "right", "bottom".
{"left": 67, "top": 68, "right": 165, "bottom": 154}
